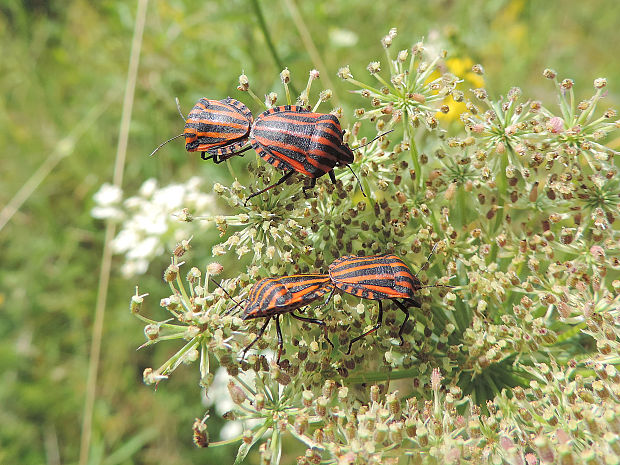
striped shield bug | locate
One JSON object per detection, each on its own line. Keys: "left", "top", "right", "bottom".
{"left": 219, "top": 274, "right": 334, "bottom": 362}
{"left": 150, "top": 97, "right": 253, "bottom": 163}
{"left": 326, "top": 248, "right": 451, "bottom": 354}
{"left": 235, "top": 105, "right": 391, "bottom": 205}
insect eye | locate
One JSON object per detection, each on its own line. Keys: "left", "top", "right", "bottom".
{"left": 276, "top": 296, "right": 287, "bottom": 305}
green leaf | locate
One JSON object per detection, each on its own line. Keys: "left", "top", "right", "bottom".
{"left": 102, "top": 428, "right": 158, "bottom": 465}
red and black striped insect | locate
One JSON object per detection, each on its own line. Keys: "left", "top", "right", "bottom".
{"left": 231, "top": 105, "right": 382, "bottom": 205}
{"left": 220, "top": 274, "right": 334, "bottom": 362}
{"left": 150, "top": 97, "right": 253, "bottom": 163}
{"left": 326, "top": 252, "right": 446, "bottom": 354}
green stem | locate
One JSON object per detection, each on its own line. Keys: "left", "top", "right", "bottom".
{"left": 234, "top": 374, "right": 258, "bottom": 397}
{"left": 158, "top": 337, "right": 201, "bottom": 376}
{"left": 175, "top": 272, "right": 192, "bottom": 310}
{"left": 407, "top": 49, "right": 417, "bottom": 82}
{"left": 403, "top": 113, "right": 422, "bottom": 192}
{"left": 361, "top": 177, "right": 375, "bottom": 211}
{"left": 133, "top": 313, "right": 167, "bottom": 325}
{"left": 250, "top": 0, "right": 298, "bottom": 95}
{"left": 488, "top": 144, "right": 511, "bottom": 262}
{"left": 226, "top": 157, "right": 238, "bottom": 180}
{"left": 577, "top": 88, "right": 603, "bottom": 126}
{"left": 416, "top": 55, "right": 442, "bottom": 87}
{"left": 345, "top": 77, "right": 386, "bottom": 96}
{"left": 209, "top": 435, "right": 244, "bottom": 448}
{"left": 283, "top": 82, "right": 292, "bottom": 105}
{"left": 554, "top": 79, "right": 571, "bottom": 120}
{"left": 247, "top": 88, "right": 267, "bottom": 108}
{"left": 384, "top": 44, "right": 395, "bottom": 76}
{"left": 373, "top": 72, "right": 402, "bottom": 98}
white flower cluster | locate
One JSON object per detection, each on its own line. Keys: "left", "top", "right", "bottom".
{"left": 91, "top": 177, "right": 216, "bottom": 276}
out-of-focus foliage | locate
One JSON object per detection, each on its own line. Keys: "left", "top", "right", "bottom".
{"left": 0, "top": 1, "right": 618, "bottom": 464}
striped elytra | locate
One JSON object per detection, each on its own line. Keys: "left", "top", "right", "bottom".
{"left": 242, "top": 274, "right": 333, "bottom": 319}
{"left": 250, "top": 105, "right": 354, "bottom": 179}
{"left": 233, "top": 274, "right": 334, "bottom": 361}
{"left": 327, "top": 254, "right": 423, "bottom": 354}
{"left": 237, "top": 105, "right": 359, "bottom": 205}
{"left": 184, "top": 97, "right": 253, "bottom": 159}
{"left": 328, "top": 254, "right": 422, "bottom": 301}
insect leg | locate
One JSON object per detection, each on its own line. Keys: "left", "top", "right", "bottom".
{"left": 346, "top": 300, "right": 384, "bottom": 355}
{"left": 302, "top": 178, "right": 317, "bottom": 197}
{"left": 316, "top": 286, "right": 336, "bottom": 312}
{"left": 291, "top": 311, "right": 334, "bottom": 348}
{"left": 403, "top": 297, "right": 422, "bottom": 308}
{"left": 202, "top": 145, "right": 252, "bottom": 162}
{"left": 241, "top": 317, "right": 271, "bottom": 360}
{"left": 393, "top": 299, "right": 414, "bottom": 346}
{"left": 244, "top": 169, "right": 295, "bottom": 206}
{"left": 274, "top": 315, "right": 284, "bottom": 363}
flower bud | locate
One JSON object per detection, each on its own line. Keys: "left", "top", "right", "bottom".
{"left": 316, "top": 396, "right": 329, "bottom": 417}
{"left": 337, "top": 66, "right": 353, "bottom": 80}
{"left": 130, "top": 290, "right": 148, "bottom": 313}
{"left": 389, "top": 421, "right": 403, "bottom": 443}
{"left": 228, "top": 380, "right": 247, "bottom": 404}
{"left": 302, "top": 390, "right": 314, "bottom": 408}
{"left": 163, "top": 263, "right": 179, "bottom": 282}
{"left": 561, "top": 79, "right": 574, "bottom": 90}
{"left": 144, "top": 324, "right": 159, "bottom": 340}
{"left": 322, "top": 380, "right": 336, "bottom": 398}
{"left": 472, "top": 63, "right": 484, "bottom": 74}
{"left": 207, "top": 262, "right": 224, "bottom": 275}
{"left": 255, "top": 393, "right": 265, "bottom": 411}
{"left": 370, "top": 385, "right": 380, "bottom": 403}
{"left": 238, "top": 74, "right": 249, "bottom": 91}
{"left": 280, "top": 68, "right": 291, "bottom": 84}
{"left": 594, "top": 77, "right": 607, "bottom": 89}
{"left": 367, "top": 61, "right": 381, "bottom": 74}
{"left": 192, "top": 418, "right": 209, "bottom": 448}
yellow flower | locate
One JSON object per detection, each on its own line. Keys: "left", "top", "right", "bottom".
{"left": 436, "top": 57, "right": 485, "bottom": 121}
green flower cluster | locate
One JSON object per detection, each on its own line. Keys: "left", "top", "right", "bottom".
{"left": 131, "top": 28, "right": 619, "bottom": 464}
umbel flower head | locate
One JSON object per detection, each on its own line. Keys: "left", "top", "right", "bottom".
{"left": 131, "top": 28, "right": 620, "bottom": 465}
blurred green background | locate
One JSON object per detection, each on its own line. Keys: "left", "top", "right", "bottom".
{"left": 1, "top": 0, "right": 618, "bottom": 463}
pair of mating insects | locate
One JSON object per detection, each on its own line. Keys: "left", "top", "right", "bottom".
{"left": 151, "top": 97, "right": 387, "bottom": 204}
{"left": 217, "top": 250, "right": 449, "bottom": 363}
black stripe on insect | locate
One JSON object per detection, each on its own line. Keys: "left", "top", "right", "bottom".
{"left": 149, "top": 97, "right": 253, "bottom": 162}
{"left": 212, "top": 275, "right": 334, "bottom": 363}
{"left": 324, "top": 245, "right": 453, "bottom": 354}
{"left": 215, "top": 105, "right": 393, "bottom": 205}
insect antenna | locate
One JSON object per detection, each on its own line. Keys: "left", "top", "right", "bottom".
{"left": 175, "top": 97, "right": 187, "bottom": 120}
{"left": 149, "top": 133, "right": 185, "bottom": 157}
{"left": 352, "top": 129, "right": 395, "bottom": 151}
{"left": 415, "top": 243, "right": 439, "bottom": 278}
{"left": 209, "top": 278, "right": 246, "bottom": 315}
{"left": 346, "top": 165, "right": 367, "bottom": 198}
{"left": 414, "top": 243, "right": 454, "bottom": 289}
{"left": 419, "top": 283, "right": 454, "bottom": 290}
{"left": 345, "top": 129, "right": 394, "bottom": 197}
